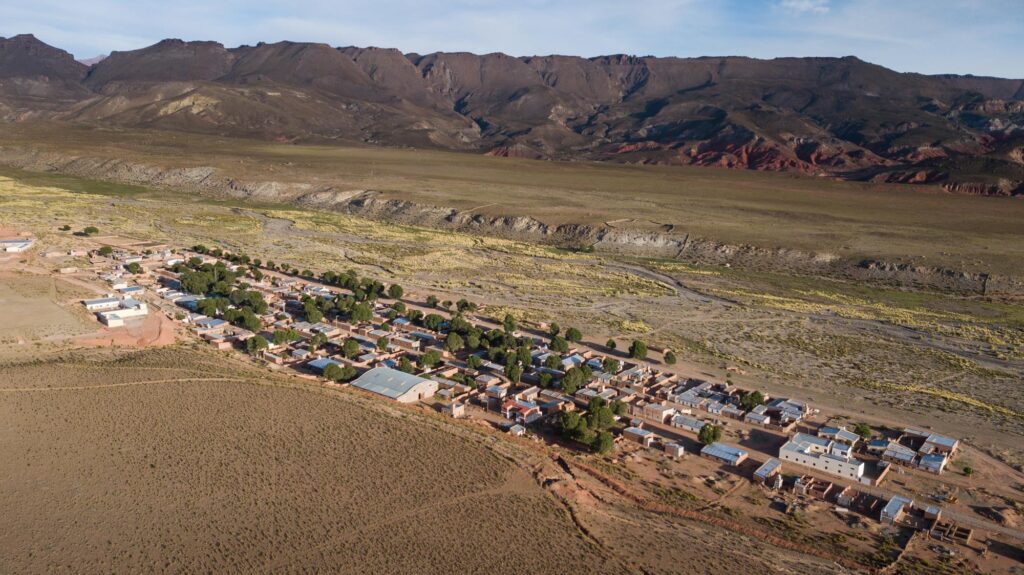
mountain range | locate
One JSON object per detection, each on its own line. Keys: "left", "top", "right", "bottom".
{"left": 1, "top": 33, "right": 1022, "bottom": 195}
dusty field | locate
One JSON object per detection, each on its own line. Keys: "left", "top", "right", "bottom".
{"left": 0, "top": 270, "right": 95, "bottom": 346}
{"left": 0, "top": 347, "right": 631, "bottom": 574}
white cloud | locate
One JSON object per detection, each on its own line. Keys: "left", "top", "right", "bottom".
{"left": 780, "top": 0, "right": 830, "bottom": 14}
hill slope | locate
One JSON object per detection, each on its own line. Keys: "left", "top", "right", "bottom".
{"left": 1, "top": 34, "right": 1022, "bottom": 194}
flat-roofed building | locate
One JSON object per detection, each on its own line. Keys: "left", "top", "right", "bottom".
{"left": 671, "top": 414, "right": 706, "bottom": 434}
{"left": 779, "top": 432, "right": 865, "bottom": 481}
{"left": 83, "top": 297, "right": 121, "bottom": 312}
{"left": 623, "top": 426, "right": 655, "bottom": 447}
{"left": 701, "top": 443, "right": 748, "bottom": 466}
{"left": 754, "top": 458, "right": 782, "bottom": 482}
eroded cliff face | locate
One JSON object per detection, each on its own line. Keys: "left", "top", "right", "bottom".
{"left": 2, "top": 147, "right": 1021, "bottom": 295}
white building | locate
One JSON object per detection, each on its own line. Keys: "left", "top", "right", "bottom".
{"left": 97, "top": 298, "right": 149, "bottom": 327}
{"left": 83, "top": 297, "right": 122, "bottom": 312}
{"left": 1, "top": 239, "right": 34, "bottom": 253}
{"left": 351, "top": 367, "right": 439, "bottom": 403}
{"left": 779, "top": 432, "right": 865, "bottom": 481}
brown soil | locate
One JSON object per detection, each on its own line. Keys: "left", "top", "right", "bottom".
{"left": 0, "top": 347, "right": 627, "bottom": 573}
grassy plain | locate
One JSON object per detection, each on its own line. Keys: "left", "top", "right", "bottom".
{"left": 3, "top": 123, "right": 1024, "bottom": 276}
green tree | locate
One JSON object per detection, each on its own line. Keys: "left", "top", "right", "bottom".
{"left": 516, "top": 344, "right": 532, "bottom": 366}
{"left": 342, "top": 338, "right": 361, "bottom": 359}
{"left": 240, "top": 310, "right": 262, "bottom": 333}
{"left": 538, "top": 372, "right": 553, "bottom": 388}
{"left": 59, "top": 224, "right": 71, "bottom": 231}
{"left": 351, "top": 303, "right": 373, "bottom": 323}
{"left": 562, "top": 367, "right": 586, "bottom": 394}
{"left": 606, "top": 338, "right": 617, "bottom": 350}
{"left": 445, "top": 332, "right": 464, "bottom": 353}
{"left": 426, "top": 295, "right": 439, "bottom": 308}
{"left": 550, "top": 335, "right": 569, "bottom": 354}
{"left": 245, "top": 336, "right": 268, "bottom": 355}
{"left": 323, "top": 363, "right": 343, "bottom": 382}
{"left": 587, "top": 402, "right": 614, "bottom": 431}
{"left": 561, "top": 411, "right": 581, "bottom": 437}
{"left": 423, "top": 313, "right": 445, "bottom": 332}
{"left": 466, "top": 355, "right": 483, "bottom": 370}
{"left": 698, "top": 424, "right": 722, "bottom": 445}
{"left": 565, "top": 327, "right": 582, "bottom": 342}
{"left": 420, "top": 349, "right": 441, "bottom": 368}
{"left": 376, "top": 336, "right": 390, "bottom": 351}
{"left": 388, "top": 284, "right": 404, "bottom": 299}
{"left": 449, "top": 315, "right": 472, "bottom": 335}
{"left": 324, "top": 363, "right": 357, "bottom": 383}
{"left": 272, "top": 329, "right": 300, "bottom": 345}
{"left": 629, "top": 340, "right": 648, "bottom": 360}
{"left": 97, "top": 246, "right": 114, "bottom": 257}
{"left": 82, "top": 226, "right": 99, "bottom": 235}
{"left": 549, "top": 322, "right": 560, "bottom": 336}
{"left": 466, "top": 333, "right": 481, "bottom": 350}
{"left": 963, "top": 465, "right": 974, "bottom": 477}
{"left": 592, "top": 431, "right": 614, "bottom": 455}
{"left": 310, "top": 332, "right": 328, "bottom": 351}
{"left": 560, "top": 410, "right": 594, "bottom": 443}
{"left": 398, "top": 356, "right": 414, "bottom": 373}
{"left": 303, "top": 300, "right": 323, "bottom": 323}
{"left": 572, "top": 418, "right": 593, "bottom": 444}
{"left": 505, "top": 362, "right": 523, "bottom": 383}
{"left": 503, "top": 313, "right": 517, "bottom": 334}
{"left": 664, "top": 350, "right": 677, "bottom": 365}
{"left": 854, "top": 422, "right": 873, "bottom": 440}
{"left": 544, "top": 354, "right": 562, "bottom": 370}
{"left": 602, "top": 357, "right": 620, "bottom": 374}
{"left": 611, "top": 399, "right": 627, "bottom": 416}
{"left": 739, "top": 390, "right": 766, "bottom": 412}
{"left": 197, "top": 298, "right": 221, "bottom": 317}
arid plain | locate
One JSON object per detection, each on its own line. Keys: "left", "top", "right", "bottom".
{"left": 1, "top": 143, "right": 1023, "bottom": 572}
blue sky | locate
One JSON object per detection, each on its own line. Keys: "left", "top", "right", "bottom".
{"left": 2, "top": 0, "right": 1021, "bottom": 77}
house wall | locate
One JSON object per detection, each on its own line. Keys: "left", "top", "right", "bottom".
{"left": 396, "top": 380, "right": 440, "bottom": 403}
{"left": 779, "top": 449, "right": 864, "bottom": 480}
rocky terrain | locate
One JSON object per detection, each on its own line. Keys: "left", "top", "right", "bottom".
{"left": 1, "top": 33, "right": 1023, "bottom": 194}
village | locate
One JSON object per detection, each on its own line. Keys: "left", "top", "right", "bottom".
{"left": 4, "top": 228, "right": 1022, "bottom": 570}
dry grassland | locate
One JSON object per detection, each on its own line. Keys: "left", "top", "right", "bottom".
{"left": 3, "top": 124, "right": 1024, "bottom": 276}
{"left": 0, "top": 347, "right": 627, "bottom": 574}
{"left": 0, "top": 271, "right": 95, "bottom": 345}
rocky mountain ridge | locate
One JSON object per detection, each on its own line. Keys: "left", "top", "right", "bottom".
{"left": 0, "top": 34, "right": 1022, "bottom": 194}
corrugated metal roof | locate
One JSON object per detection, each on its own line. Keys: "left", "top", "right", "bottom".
{"left": 754, "top": 458, "right": 782, "bottom": 478}
{"left": 352, "top": 367, "right": 431, "bottom": 399}
{"left": 701, "top": 442, "right": 748, "bottom": 463}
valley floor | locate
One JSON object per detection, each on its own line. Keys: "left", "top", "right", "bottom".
{"left": 1, "top": 164, "right": 1023, "bottom": 573}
